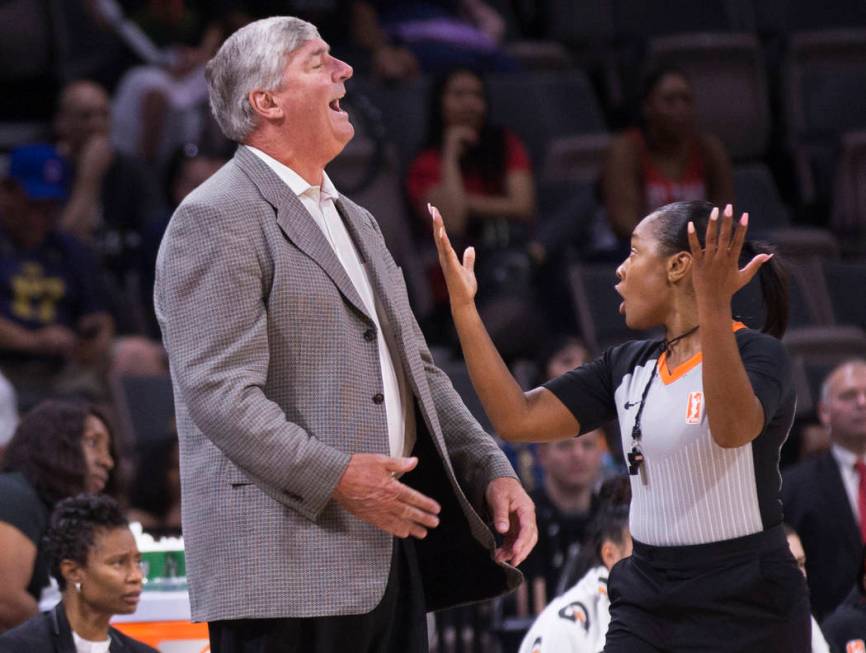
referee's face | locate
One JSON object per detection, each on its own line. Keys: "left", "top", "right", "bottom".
{"left": 615, "top": 218, "right": 672, "bottom": 330}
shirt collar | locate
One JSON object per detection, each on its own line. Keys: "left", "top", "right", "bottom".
{"left": 247, "top": 145, "right": 340, "bottom": 202}
{"left": 832, "top": 443, "right": 862, "bottom": 470}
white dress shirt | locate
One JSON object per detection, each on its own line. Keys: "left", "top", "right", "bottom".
{"left": 73, "top": 632, "right": 111, "bottom": 653}
{"left": 831, "top": 443, "right": 863, "bottom": 525}
{"left": 248, "top": 146, "right": 415, "bottom": 458}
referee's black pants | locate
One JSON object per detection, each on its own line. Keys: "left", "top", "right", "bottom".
{"left": 207, "top": 538, "right": 428, "bottom": 653}
{"left": 604, "top": 525, "right": 811, "bottom": 652}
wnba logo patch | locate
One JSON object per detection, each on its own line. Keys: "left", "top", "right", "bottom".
{"left": 846, "top": 640, "right": 866, "bottom": 653}
{"left": 685, "top": 391, "right": 703, "bottom": 424}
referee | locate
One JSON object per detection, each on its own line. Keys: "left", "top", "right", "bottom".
{"left": 430, "top": 200, "right": 810, "bottom": 651}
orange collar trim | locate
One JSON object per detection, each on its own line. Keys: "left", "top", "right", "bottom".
{"left": 657, "top": 321, "right": 748, "bottom": 384}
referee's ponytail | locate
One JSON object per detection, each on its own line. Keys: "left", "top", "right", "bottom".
{"left": 652, "top": 200, "right": 790, "bottom": 339}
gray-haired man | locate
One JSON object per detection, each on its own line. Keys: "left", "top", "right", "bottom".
{"left": 154, "top": 16, "right": 536, "bottom": 653}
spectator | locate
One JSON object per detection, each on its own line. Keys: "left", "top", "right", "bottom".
{"left": 0, "top": 494, "right": 156, "bottom": 653}
{"left": 352, "top": 0, "right": 515, "bottom": 80}
{"left": 127, "top": 437, "right": 181, "bottom": 538}
{"left": 522, "top": 429, "right": 605, "bottom": 612}
{"left": 601, "top": 66, "right": 733, "bottom": 243}
{"left": 407, "top": 67, "right": 538, "bottom": 352}
{"left": 518, "top": 478, "right": 631, "bottom": 653}
{"left": 109, "top": 1, "right": 243, "bottom": 167}
{"left": 54, "top": 80, "right": 165, "bottom": 334}
{"left": 783, "top": 524, "right": 832, "bottom": 653}
{"left": 0, "top": 400, "right": 118, "bottom": 633}
{"left": 822, "top": 545, "right": 866, "bottom": 653}
{"left": 0, "top": 145, "right": 114, "bottom": 408}
{"left": 782, "top": 358, "right": 866, "bottom": 619}
{"left": 502, "top": 335, "right": 590, "bottom": 491}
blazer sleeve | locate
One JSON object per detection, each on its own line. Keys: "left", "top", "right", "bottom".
{"left": 155, "top": 200, "right": 350, "bottom": 522}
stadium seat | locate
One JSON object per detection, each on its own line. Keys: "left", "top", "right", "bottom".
{"left": 487, "top": 71, "right": 607, "bottom": 168}
{"left": 832, "top": 130, "right": 866, "bottom": 255}
{"left": 822, "top": 260, "right": 866, "bottom": 331}
{"left": 646, "top": 33, "right": 771, "bottom": 160}
{"left": 733, "top": 163, "right": 792, "bottom": 234}
{"left": 611, "top": 0, "right": 750, "bottom": 41}
{"left": 782, "top": 29, "right": 866, "bottom": 203}
{"left": 753, "top": 0, "right": 866, "bottom": 35}
{"left": 541, "top": 133, "right": 611, "bottom": 185}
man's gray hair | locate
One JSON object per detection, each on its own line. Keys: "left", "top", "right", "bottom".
{"left": 205, "top": 16, "right": 320, "bottom": 142}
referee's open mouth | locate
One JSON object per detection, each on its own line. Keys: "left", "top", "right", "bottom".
{"left": 615, "top": 284, "right": 625, "bottom": 315}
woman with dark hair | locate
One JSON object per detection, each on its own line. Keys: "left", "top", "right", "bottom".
{"left": 407, "top": 67, "right": 534, "bottom": 248}
{"left": 407, "top": 67, "right": 537, "bottom": 348}
{"left": 431, "top": 199, "right": 810, "bottom": 650}
{"left": 0, "top": 494, "right": 156, "bottom": 653}
{"left": 0, "top": 400, "right": 117, "bottom": 633}
{"left": 601, "top": 66, "right": 733, "bottom": 241}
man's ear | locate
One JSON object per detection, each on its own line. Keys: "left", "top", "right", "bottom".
{"left": 248, "top": 90, "right": 283, "bottom": 121}
{"left": 668, "top": 251, "right": 692, "bottom": 284}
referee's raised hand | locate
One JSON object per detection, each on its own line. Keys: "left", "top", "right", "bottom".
{"left": 687, "top": 203, "right": 773, "bottom": 305}
{"left": 429, "top": 203, "right": 478, "bottom": 310}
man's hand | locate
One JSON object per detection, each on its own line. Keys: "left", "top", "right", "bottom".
{"left": 77, "top": 134, "right": 114, "bottom": 183}
{"left": 486, "top": 477, "right": 537, "bottom": 566}
{"left": 333, "top": 454, "right": 441, "bottom": 539}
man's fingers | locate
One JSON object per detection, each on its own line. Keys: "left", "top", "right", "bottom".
{"left": 401, "top": 504, "right": 440, "bottom": 529}
{"left": 394, "top": 481, "right": 441, "bottom": 516}
{"left": 488, "top": 493, "right": 510, "bottom": 534}
{"left": 509, "top": 506, "right": 538, "bottom": 565}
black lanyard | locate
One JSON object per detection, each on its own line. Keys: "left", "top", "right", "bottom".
{"left": 627, "top": 325, "right": 700, "bottom": 476}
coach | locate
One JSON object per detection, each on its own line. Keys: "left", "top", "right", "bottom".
{"left": 154, "top": 15, "right": 535, "bottom": 653}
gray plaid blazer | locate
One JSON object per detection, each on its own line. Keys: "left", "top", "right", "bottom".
{"left": 154, "top": 146, "right": 521, "bottom": 622}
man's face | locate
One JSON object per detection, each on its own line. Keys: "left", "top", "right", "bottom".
{"left": 0, "top": 182, "right": 59, "bottom": 248}
{"left": 538, "top": 430, "right": 604, "bottom": 493}
{"left": 820, "top": 363, "right": 866, "bottom": 448}
{"left": 268, "top": 39, "right": 354, "bottom": 163}
{"left": 55, "top": 82, "right": 111, "bottom": 151}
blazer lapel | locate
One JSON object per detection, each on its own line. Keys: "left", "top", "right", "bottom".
{"left": 233, "top": 146, "right": 373, "bottom": 324}
{"left": 336, "top": 199, "right": 398, "bottom": 322}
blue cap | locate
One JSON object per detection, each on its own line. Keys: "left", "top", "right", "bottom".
{"left": 8, "top": 144, "right": 70, "bottom": 201}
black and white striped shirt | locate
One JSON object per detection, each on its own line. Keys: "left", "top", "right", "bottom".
{"left": 545, "top": 325, "right": 795, "bottom": 546}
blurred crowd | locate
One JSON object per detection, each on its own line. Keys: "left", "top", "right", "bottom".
{"left": 1, "top": 0, "right": 866, "bottom": 651}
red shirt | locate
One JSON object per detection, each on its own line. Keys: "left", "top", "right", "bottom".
{"left": 627, "top": 128, "right": 707, "bottom": 211}
{"left": 406, "top": 129, "right": 531, "bottom": 220}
